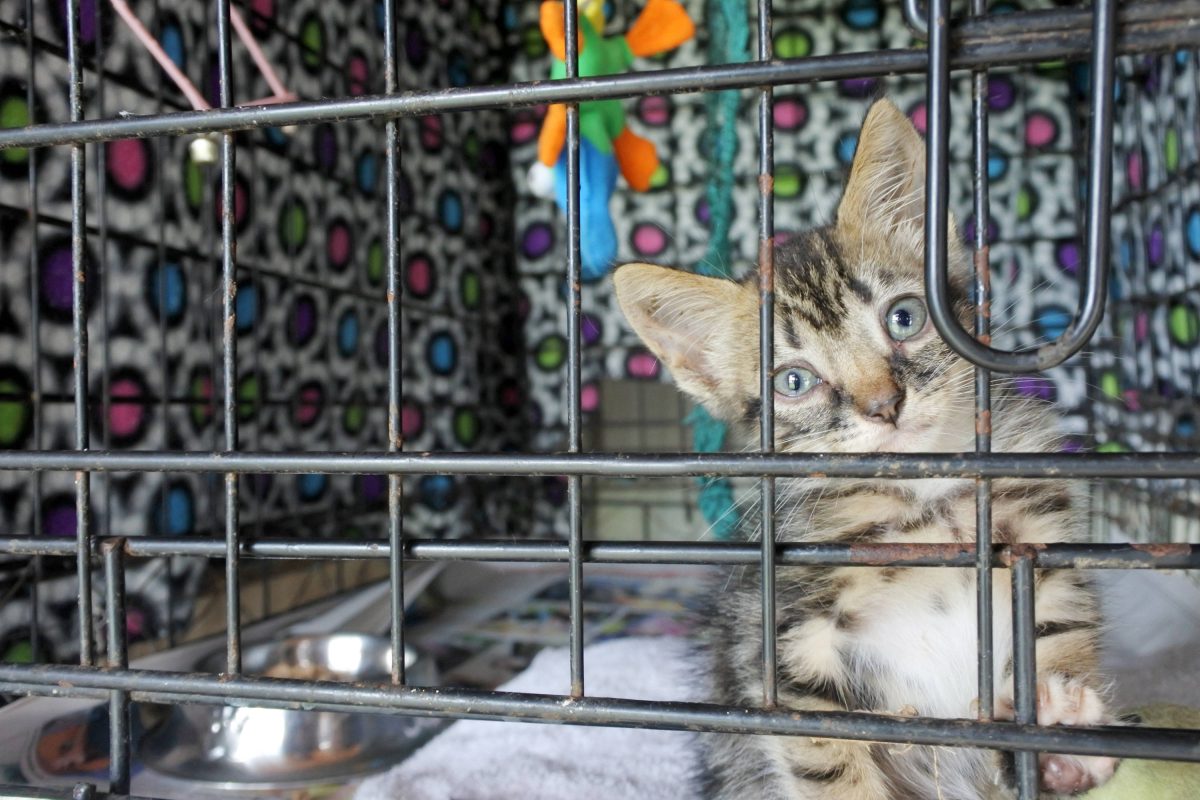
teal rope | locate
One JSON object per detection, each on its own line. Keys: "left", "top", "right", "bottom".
{"left": 688, "top": 0, "right": 750, "bottom": 540}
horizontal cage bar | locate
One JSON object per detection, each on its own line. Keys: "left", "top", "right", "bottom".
{"left": 0, "top": 2, "right": 1195, "bottom": 150}
{"left": 0, "top": 538, "right": 1196, "bottom": 570}
{"left": 0, "top": 666, "right": 1198, "bottom": 764}
{"left": 0, "top": 451, "right": 1196, "bottom": 478}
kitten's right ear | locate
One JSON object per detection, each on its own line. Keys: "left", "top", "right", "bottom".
{"left": 613, "top": 263, "right": 754, "bottom": 415}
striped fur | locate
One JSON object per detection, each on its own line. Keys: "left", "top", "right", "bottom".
{"left": 614, "top": 100, "right": 1115, "bottom": 799}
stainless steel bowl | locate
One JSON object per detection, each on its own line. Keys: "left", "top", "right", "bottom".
{"left": 139, "top": 634, "right": 444, "bottom": 788}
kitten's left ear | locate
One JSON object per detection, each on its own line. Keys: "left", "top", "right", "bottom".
{"left": 837, "top": 99, "right": 927, "bottom": 238}
{"left": 836, "top": 99, "right": 960, "bottom": 250}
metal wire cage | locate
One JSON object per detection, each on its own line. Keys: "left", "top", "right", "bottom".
{"left": 0, "top": 0, "right": 1199, "bottom": 799}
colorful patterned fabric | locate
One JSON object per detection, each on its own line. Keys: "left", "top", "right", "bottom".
{"left": 0, "top": 0, "right": 525, "bottom": 665}
{"left": 1095, "top": 52, "right": 1200, "bottom": 455}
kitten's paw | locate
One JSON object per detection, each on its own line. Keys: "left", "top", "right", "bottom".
{"left": 1035, "top": 675, "right": 1107, "bottom": 727}
{"left": 1036, "top": 676, "right": 1117, "bottom": 795}
{"left": 994, "top": 676, "right": 1117, "bottom": 794}
{"left": 1038, "top": 753, "right": 1116, "bottom": 795}
{"left": 992, "top": 694, "right": 1015, "bottom": 721}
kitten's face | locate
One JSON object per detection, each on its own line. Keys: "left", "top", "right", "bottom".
{"left": 614, "top": 99, "right": 975, "bottom": 454}
{"left": 763, "top": 228, "right": 973, "bottom": 453}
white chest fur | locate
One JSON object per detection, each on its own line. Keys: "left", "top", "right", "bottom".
{"left": 853, "top": 573, "right": 1014, "bottom": 718}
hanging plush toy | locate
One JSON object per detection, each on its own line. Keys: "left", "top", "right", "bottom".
{"left": 528, "top": 0, "right": 695, "bottom": 280}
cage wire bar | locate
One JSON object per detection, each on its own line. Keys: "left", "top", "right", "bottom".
{"left": 21, "top": 0, "right": 44, "bottom": 666}
{"left": 563, "top": 0, "right": 586, "bottom": 699}
{"left": 383, "top": 0, "right": 406, "bottom": 687}
{"left": 968, "top": 0, "right": 995, "bottom": 728}
{"left": 147, "top": 0, "right": 180, "bottom": 654}
{"left": 103, "top": 541, "right": 130, "bottom": 794}
{"left": 756, "top": 0, "right": 779, "bottom": 710}
{"left": 64, "top": 0, "right": 94, "bottom": 672}
{"left": 1, "top": 0, "right": 1200, "bottom": 798}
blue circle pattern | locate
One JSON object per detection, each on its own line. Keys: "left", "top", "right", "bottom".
{"left": 156, "top": 485, "right": 194, "bottom": 536}
{"left": 428, "top": 332, "right": 457, "bottom": 375}
{"left": 1119, "top": 236, "right": 1134, "bottom": 271}
{"left": 1036, "top": 306, "right": 1071, "bottom": 340}
{"left": 357, "top": 153, "right": 379, "bottom": 195}
{"left": 439, "top": 190, "right": 463, "bottom": 232}
{"left": 151, "top": 262, "right": 186, "bottom": 321}
{"left": 338, "top": 310, "right": 359, "bottom": 357}
{"left": 987, "top": 151, "right": 1007, "bottom": 180}
{"left": 447, "top": 52, "right": 470, "bottom": 87}
{"left": 419, "top": 475, "right": 455, "bottom": 511}
{"left": 1185, "top": 207, "right": 1200, "bottom": 257}
{"left": 161, "top": 24, "right": 185, "bottom": 69}
{"left": 842, "top": 0, "right": 880, "bottom": 30}
{"left": 836, "top": 133, "right": 857, "bottom": 165}
{"left": 298, "top": 473, "right": 328, "bottom": 500}
{"left": 235, "top": 283, "right": 258, "bottom": 332}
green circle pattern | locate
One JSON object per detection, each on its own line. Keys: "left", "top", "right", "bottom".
{"left": 461, "top": 271, "right": 481, "bottom": 309}
{"left": 367, "top": 240, "right": 384, "bottom": 285}
{"left": 344, "top": 403, "right": 365, "bottom": 435}
{"left": 1, "top": 96, "right": 30, "bottom": 166}
{"left": 1168, "top": 304, "right": 1199, "bottom": 346}
{"left": 537, "top": 335, "right": 567, "bottom": 370}
{"left": 775, "top": 30, "right": 811, "bottom": 59}
{"left": 238, "top": 375, "right": 261, "bottom": 422}
{"left": 0, "top": 379, "right": 30, "bottom": 446}
{"left": 280, "top": 200, "right": 308, "bottom": 250}
{"left": 455, "top": 408, "right": 479, "bottom": 446}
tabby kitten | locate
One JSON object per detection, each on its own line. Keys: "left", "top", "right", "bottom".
{"left": 613, "top": 99, "right": 1116, "bottom": 799}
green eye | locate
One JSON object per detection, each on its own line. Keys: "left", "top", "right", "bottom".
{"left": 773, "top": 367, "right": 821, "bottom": 397}
{"left": 886, "top": 296, "right": 928, "bottom": 341}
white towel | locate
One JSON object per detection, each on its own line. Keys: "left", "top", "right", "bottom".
{"left": 356, "top": 573, "right": 1200, "bottom": 800}
{"left": 355, "top": 636, "right": 701, "bottom": 800}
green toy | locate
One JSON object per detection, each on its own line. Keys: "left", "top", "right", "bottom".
{"left": 528, "top": 0, "right": 694, "bottom": 279}
{"left": 1080, "top": 705, "right": 1200, "bottom": 799}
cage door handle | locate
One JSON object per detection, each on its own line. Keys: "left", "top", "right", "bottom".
{"left": 904, "top": 0, "right": 927, "bottom": 35}
{"left": 923, "top": 0, "right": 1116, "bottom": 373}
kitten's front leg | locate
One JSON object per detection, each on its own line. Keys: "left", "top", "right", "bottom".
{"left": 771, "top": 735, "right": 892, "bottom": 800}
{"left": 997, "top": 570, "right": 1118, "bottom": 795}
{"left": 700, "top": 728, "right": 891, "bottom": 800}
{"left": 1033, "top": 676, "right": 1117, "bottom": 794}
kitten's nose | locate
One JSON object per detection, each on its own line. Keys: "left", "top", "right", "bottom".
{"left": 863, "top": 389, "right": 905, "bottom": 425}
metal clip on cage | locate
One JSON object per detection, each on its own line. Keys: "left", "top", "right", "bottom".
{"left": 923, "top": 0, "right": 1116, "bottom": 373}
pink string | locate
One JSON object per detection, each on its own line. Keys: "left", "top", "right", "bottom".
{"left": 109, "top": 0, "right": 211, "bottom": 111}
{"left": 109, "top": 0, "right": 296, "bottom": 113}
{"left": 231, "top": 6, "right": 297, "bottom": 104}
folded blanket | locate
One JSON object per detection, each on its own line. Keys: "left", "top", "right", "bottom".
{"left": 358, "top": 572, "right": 1200, "bottom": 800}
{"left": 355, "top": 636, "right": 701, "bottom": 800}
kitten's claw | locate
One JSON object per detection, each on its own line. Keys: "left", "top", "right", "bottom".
{"left": 1036, "top": 676, "right": 1107, "bottom": 728}
{"left": 1036, "top": 676, "right": 1118, "bottom": 795}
